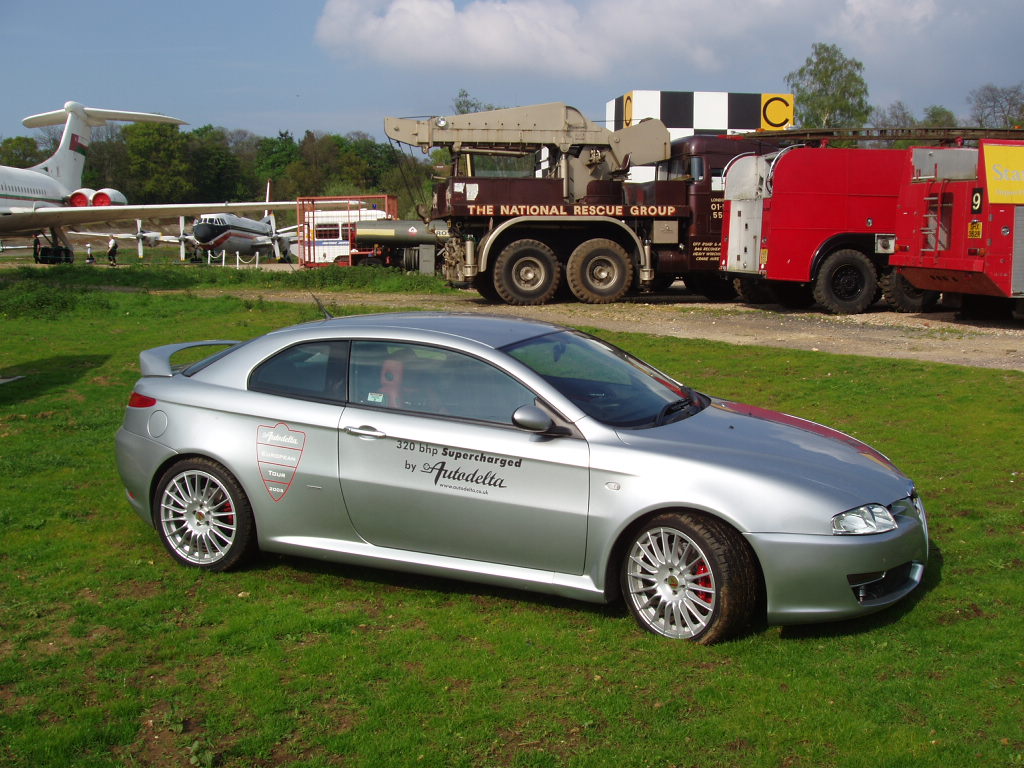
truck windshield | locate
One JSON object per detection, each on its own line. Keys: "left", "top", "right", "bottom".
{"left": 503, "top": 330, "right": 706, "bottom": 428}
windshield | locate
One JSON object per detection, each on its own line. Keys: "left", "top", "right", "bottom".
{"left": 503, "top": 331, "right": 706, "bottom": 428}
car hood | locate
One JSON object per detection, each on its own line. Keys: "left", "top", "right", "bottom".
{"left": 614, "top": 398, "right": 912, "bottom": 511}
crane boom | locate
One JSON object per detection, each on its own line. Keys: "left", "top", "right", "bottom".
{"left": 385, "top": 102, "right": 671, "bottom": 188}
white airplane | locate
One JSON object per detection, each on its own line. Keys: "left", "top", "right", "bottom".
{"left": 190, "top": 212, "right": 297, "bottom": 261}
{"left": 0, "top": 101, "right": 295, "bottom": 262}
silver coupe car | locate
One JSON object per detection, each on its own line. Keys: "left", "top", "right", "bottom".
{"left": 116, "top": 312, "right": 928, "bottom": 643}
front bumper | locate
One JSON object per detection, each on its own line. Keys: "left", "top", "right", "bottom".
{"left": 747, "top": 514, "right": 928, "bottom": 624}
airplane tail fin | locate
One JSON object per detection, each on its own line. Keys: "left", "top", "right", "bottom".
{"left": 22, "top": 101, "right": 186, "bottom": 191}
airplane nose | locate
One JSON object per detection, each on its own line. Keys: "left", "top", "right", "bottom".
{"left": 192, "top": 223, "right": 221, "bottom": 244}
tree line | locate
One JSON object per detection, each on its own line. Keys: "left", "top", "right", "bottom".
{"left": 0, "top": 119, "right": 438, "bottom": 218}
{"left": 2, "top": 56, "right": 1022, "bottom": 211}
{"left": 785, "top": 42, "right": 1023, "bottom": 138}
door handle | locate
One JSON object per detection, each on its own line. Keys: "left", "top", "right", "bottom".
{"left": 343, "top": 425, "right": 386, "bottom": 439}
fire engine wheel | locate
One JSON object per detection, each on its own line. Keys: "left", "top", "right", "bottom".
{"left": 153, "top": 458, "right": 257, "bottom": 572}
{"left": 880, "top": 270, "right": 939, "bottom": 313}
{"left": 813, "top": 249, "right": 878, "bottom": 315}
{"left": 620, "top": 512, "right": 757, "bottom": 643}
{"left": 492, "top": 239, "right": 562, "bottom": 306}
{"left": 769, "top": 281, "right": 816, "bottom": 309}
{"left": 566, "top": 239, "right": 633, "bottom": 304}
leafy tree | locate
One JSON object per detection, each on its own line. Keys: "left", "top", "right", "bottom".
{"left": 785, "top": 43, "right": 871, "bottom": 129}
{"left": 968, "top": 82, "right": 1024, "bottom": 128}
{"left": 921, "top": 105, "right": 958, "bottom": 127}
{"left": 0, "top": 136, "right": 44, "bottom": 167}
{"left": 453, "top": 89, "right": 499, "bottom": 115}
{"left": 81, "top": 125, "right": 129, "bottom": 192}
{"left": 225, "top": 129, "right": 263, "bottom": 200}
{"left": 254, "top": 131, "right": 300, "bottom": 186}
{"left": 186, "top": 125, "right": 244, "bottom": 202}
{"left": 121, "top": 122, "right": 191, "bottom": 203}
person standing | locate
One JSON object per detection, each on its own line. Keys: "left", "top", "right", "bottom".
{"left": 107, "top": 236, "right": 118, "bottom": 266}
{"left": 85, "top": 242, "right": 94, "bottom": 264}
{"left": 33, "top": 233, "right": 41, "bottom": 262}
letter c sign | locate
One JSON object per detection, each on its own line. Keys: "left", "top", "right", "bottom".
{"left": 761, "top": 95, "right": 794, "bottom": 129}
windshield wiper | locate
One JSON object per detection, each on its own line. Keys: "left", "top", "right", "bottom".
{"left": 654, "top": 398, "right": 694, "bottom": 426}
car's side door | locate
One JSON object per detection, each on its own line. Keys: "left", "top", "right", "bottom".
{"left": 338, "top": 341, "right": 591, "bottom": 574}
{"left": 240, "top": 339, "right": 356, "bottom": 543}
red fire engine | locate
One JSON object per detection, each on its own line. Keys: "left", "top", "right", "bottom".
{"left": 891, "top": 139, "right": 1024, "bottom": 319}
{"left": 721, "top": 128, "right": 1024, "bottom": 315}
{"left": 720, "top": 145, "right": 922, "bottom": 314}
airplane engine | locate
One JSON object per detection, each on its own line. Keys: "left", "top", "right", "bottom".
{"left": 67, "top": 188, "right": 128, "bottom": 207}
{"left": 68, "top": 188, "right": 97, "bottom": 207}
{"left": 92, "top": 188, "right": 128, "bottom": 206}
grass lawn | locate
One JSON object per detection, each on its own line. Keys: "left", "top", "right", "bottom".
{"left": 0, "top": 269, "right": 1021, "bottom": 768}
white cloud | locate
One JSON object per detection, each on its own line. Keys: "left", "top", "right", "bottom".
{"left": 826, "top": 0, "right": 938, "bottom": 51}
{"left": 313, "top": 0, "right": 784, "bottom": 79}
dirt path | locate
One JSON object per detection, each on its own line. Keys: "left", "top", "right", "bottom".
{"left": 197, "top": 286, "right": 1024, "bottom": 372}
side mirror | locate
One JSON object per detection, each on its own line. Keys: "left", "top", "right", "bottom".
{"left": 512, "top": 404, "right": 554, "bottom": 433}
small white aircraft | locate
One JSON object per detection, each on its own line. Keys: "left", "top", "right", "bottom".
{"left": 0, "top": 101, "right": 295, "bottom": 262}
{"left": 190, "top": 212, "right": 297, "bottom": 261}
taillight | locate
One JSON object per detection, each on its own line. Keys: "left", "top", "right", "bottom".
{"left": 128, "top": 392, "right": 157, "bottom": 408}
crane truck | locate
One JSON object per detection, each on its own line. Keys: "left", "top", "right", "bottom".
{"left": 383, "top": 102, "right": 768, "bottom": 305}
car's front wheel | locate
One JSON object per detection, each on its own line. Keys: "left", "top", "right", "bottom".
{"left": 621, "top": 512, "right": 756, "bottom": 643}
{"left": 153, "top": 458, "right": 256, "bottom": 571}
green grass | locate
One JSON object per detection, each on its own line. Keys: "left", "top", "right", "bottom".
{"left": 0, "top": 246, "right": 455, "bottom": 295}
{"left": 0, "top": 273, "right": 1021, "bottom": 768}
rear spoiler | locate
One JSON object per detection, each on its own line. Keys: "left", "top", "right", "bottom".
{"left": 139, "top": 340, "right": 239, "bottom": 377}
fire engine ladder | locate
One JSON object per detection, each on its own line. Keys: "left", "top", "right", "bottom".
{"left": 919, "top": 176, "right": 951, "bottom": 253}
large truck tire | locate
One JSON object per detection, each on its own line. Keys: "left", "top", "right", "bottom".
{"left": 471, "top": 272, "right": 502, "bottom": 303}
{"left": 566, "top": 238, "right": 633, "bottom": 304}
{"left": 880, "top": 270, "right": 939, "bottom": 313}
{"left": 492, "top": 239, "right": 562, "bottom": 306}
{"left": 812, "top": 249, "right": 878, "bottom": 314}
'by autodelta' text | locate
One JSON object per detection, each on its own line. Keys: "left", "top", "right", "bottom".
{"left": 420, "top": 461, "right": 509, "bottom": 489}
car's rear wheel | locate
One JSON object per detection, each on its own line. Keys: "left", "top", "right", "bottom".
{"left": 621, "top": 512, "right": 756, "bottom": 643}
{"left": 154, "top": 458, "right": 256, "bottom": 571}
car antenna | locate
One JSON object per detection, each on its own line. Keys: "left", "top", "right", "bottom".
{"left": 312, "top": 292, "right": 333, "bottom": 320}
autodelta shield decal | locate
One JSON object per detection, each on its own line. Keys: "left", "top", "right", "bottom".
{"left": 256, "top": 423, "right": 306, "bottom": 501}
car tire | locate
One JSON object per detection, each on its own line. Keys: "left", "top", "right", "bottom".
{"left": 621, "top": 512, "right": 756, "bottom": 643}
{"left": 492, "top": 239, "right": 562, "bottom": 305}
{"left": 153, "top": 458, "right": 257, "bottom": 571}
{"left": 566, "top": 238, "right": 633, "bottom": 304}
{"left": 812, "top": 249, "right": 878, "bottom": 314}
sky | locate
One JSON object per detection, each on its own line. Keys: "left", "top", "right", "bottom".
{"left": 2, "top": 0, "right": 1022, "bottom": 145}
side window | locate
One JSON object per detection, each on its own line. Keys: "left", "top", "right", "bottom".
{"left": 350, "top": 341, "right": 535, "bottom": 424}
{"left": 249, "top": 341, "right": 349, "bottom": 402}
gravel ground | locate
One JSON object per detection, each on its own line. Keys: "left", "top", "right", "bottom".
{"left": 201, "top": 284, "right": 1024, "bottom": 372}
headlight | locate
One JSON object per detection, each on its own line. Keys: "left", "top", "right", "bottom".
{"left": 832, "top": 504, "right": 898, "bottom": 535}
